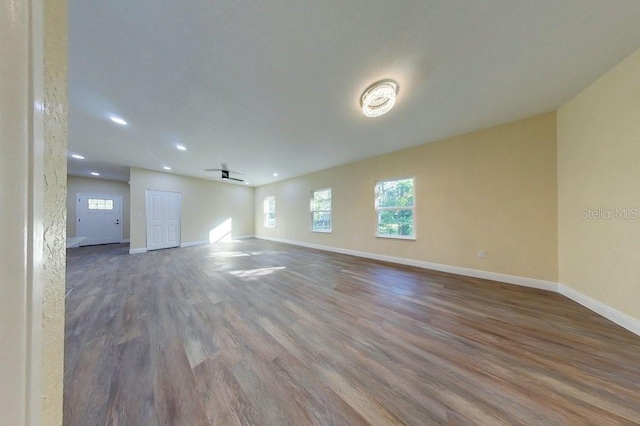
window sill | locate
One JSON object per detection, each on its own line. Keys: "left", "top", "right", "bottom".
{"left": 311, "top": 230, "right": 332, "bottom": 233}
{"left": 375, "top": 234, "right": 416, "bottom": 241}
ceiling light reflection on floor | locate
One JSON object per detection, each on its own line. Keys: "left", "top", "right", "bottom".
{"left": 228, "top": 266, "right": 286, "bottom": 280}
{"left": 206, "top": 251, "right": 250, "bottom": 258}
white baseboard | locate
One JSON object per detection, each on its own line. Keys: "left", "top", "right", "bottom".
{"left": 256, "top": 236, "right": 639, "bottom": 337}
{"left": 256, "top": 236, "right": 557, "bottom": 292}
{"left": 558, "top": 284, "right": 640, "bottom": 336}
{"left": 130, "top": 241, "right": 206, "bottom": 253}
{"left": 234, "top": 234, "right": 255, "bottom": 240}
{"left": 180, "top": 240, "right": 209, "bottom": 248}
{"left": 181, "top": 236, "right": 255, "bottom": 247}
{"left": 130, "top": 236, "right": 255, "bottom": 254}
{"left": 120, "top": 239, "right": 130, "bottom": 244}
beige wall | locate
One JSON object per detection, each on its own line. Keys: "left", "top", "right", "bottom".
{"left": 130, "top": 168, "right": 254, "bottom": 250}
{"left": 67, "top": 176, "right": 131, "bottom": 240}
{"left": 558, "top": 48, "right": 640, "bottom": 320}
{"left": 255, "top": 113, "right": 558, "bottom": 282}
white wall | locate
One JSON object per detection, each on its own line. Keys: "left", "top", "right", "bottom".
{"left": 0, "top": 0, "right": 67, "bottom": 423}
{"left": 1, "top": 1, "right": 33, "bottom": 422}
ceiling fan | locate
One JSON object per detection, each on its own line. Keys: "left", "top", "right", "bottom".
{"left": 204, "top": 163, "right": 245, "bottom": 182}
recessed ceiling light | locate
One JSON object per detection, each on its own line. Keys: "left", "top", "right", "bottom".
{"left": 273, "top": 172, "right": 278, "bottom": 177}
{"left": 176, "top": 144, "right": 187, "bottom": 151}
{"left": 90, "top": 172, "right": 100, "bottom": 176}
{"left": 71, "top": 154, "right": 85, "bottom": 159}
{"left": 245, "top": 182, "right": 249, "bottom": 185}
{"left": 109, "top": 116, "right": 128, "bottom": 126}
{"left": 360, "top": 79, "right": 399, "bottom": 118}
{"left": 163, "top": 166, "right": 171, "bottom": 170}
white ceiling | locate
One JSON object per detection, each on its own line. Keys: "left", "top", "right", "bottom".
{"left": 68, "top": 0, "right": 640, "bottom": 185}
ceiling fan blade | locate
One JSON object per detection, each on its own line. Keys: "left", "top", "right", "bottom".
{"left": 205, "top": 166, "right": 245, "bottom": 175}
{"left": 204, "top": 169, "right": 246, "bottom": 175}
{"left": 207, "top": 176, "right": 245, "bottom": 183}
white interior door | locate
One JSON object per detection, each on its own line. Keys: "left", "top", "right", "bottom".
{"left": 146, "top": 190, "right": 181, "bottom": 251}
{"left": 76, "top": 193, "right": 123, "bottom": 246}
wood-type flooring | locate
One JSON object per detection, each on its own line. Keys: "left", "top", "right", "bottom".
{"left": 64, "top": 239, "right": 640, "bottom": 425}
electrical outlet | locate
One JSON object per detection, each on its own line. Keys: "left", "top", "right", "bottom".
{"left": 477, "top": 250, "right": 486, "bottom": 258}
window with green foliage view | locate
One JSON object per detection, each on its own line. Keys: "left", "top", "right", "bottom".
{"left": 311, "top": 188, "right": 331, "bottom": 232}
{"left": 264, "top": 196, "right": 276, "bottom": 227}
{"left": 375, "top": 178, "right": 414, "bottom": 238}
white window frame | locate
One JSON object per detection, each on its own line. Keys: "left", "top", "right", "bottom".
{"left": 375, "top": 177, "right": 416, "bottom": 240}
{"left": 263, "top": 196, "right": 276, "bottom": 228}
{"left": 311, "top": 188, "right": 332, "bottom": 233}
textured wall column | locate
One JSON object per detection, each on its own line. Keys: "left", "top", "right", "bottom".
{"left": 42, "top": 0, "right": 68, "bottom": 423}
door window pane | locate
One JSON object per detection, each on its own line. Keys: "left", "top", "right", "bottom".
{"left": 88, "top": 198, "right": 114, "bottom": 210}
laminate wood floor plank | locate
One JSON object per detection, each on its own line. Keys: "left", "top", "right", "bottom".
{"left": 104, "top": 333, "right": 158, "bottom": 425}
{"left": 65, "top": 240, "right": 640, "bottom": 425}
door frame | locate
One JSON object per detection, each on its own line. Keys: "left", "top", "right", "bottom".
{"left": 75, "top": 193, "right": 124, "bottom": 245}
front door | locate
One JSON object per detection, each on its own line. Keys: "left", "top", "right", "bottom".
{"left": 76, "top": 193, "right": 123, "bottom": 246}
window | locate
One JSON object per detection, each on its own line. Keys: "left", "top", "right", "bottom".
{"left": 375, "top": 178, "right": 415, "bottom": 238}
{"left": 263, "top": 196, "right": 276, "bottom": 227}
{"left": 87, "top": 198, "right": 114, "bottom": 210}
{"left": 311, "top": 188, "right": 331, "bottom": 232}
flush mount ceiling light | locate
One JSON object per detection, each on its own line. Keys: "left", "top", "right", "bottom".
{"left": 360, "top": 79, "right": 399, "bottom": 118}
{"left": 163, "top": 166, "right": 171, "bottom": 171}
{"left": 175, "top": 144, "right": 187, "bottom": 151}
{"left": 90, "top": 172, "right": 100, "bottom": 176}
{"left": 71, "top": 154, "right": 85, "bottom": 159}
{"left": 109, "top": 115, "right": 128, "bottom": 126}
